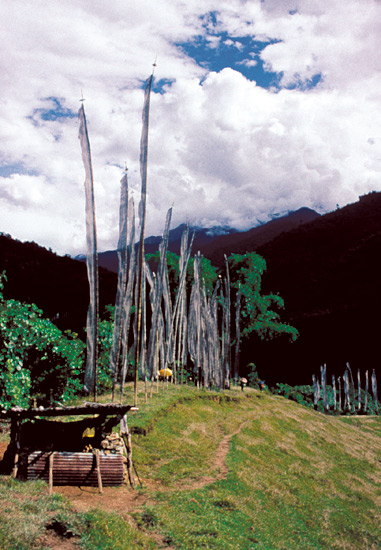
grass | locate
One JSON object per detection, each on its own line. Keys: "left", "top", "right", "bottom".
{"left": 129, "top": 385, "right": 380, "bottom": 549}
{"left": 0, "top": 477, "right": 158, "bottom": 550}
{"left": 0, "top": 382, "right": 380, "bottom": 549}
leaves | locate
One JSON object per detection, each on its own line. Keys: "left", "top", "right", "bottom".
{"left": 227, "top": 253, "right": 299, "bottom": 342}
{"left": 0, "top": 272, "right": 85, "bottom": 409}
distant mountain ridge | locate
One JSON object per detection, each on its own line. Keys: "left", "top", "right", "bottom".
{"left": 78, "top": 209, "right": 319, "bottom": 273}
{"left": 75, "top": 224, "right": 239, "bottom": 273}
{"left": 198, "top": 207, "right": 320, "bottom": 266}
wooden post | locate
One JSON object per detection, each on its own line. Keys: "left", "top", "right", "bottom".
{"left": 49, "top": 452, "right": 55, "bottom": 495}
{"left": 312, "top": 374, "right": 319, "bottom": 410}
{"left": 11, "top": 417, "right": 21, "bottom": 479}
{"left": 338, "top": 376, "right": 342, "bottom": 412}
{"left": 321, "top": 364, "right": 329, "bottom": 413}
{"left": 371, "top": 369, "right": 378, "bottom": 415}
{"left": 332, "top": 375, "right": 337, "bottom": 411}
{"left": 357, "top": 369, "right": 362, "bottom": 413}
{"left": 344, "top": 369, "right": 350, "bottom": 412}
{"left": 120, "top": 415, "right": 135, "bottom": 488}
{"left": 95, "top": 449, "right": 103, "bottom": 494}
{"left": 365, "top": 370, "right": 369, "bottom": 414}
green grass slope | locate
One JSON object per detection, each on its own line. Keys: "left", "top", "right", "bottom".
{"left": 0, "top": 385, "right": 380, "bottom": 549}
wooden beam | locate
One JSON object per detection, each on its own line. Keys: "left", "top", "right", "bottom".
{"left": 0, "top": 403, "right": 138, "bottom": 420}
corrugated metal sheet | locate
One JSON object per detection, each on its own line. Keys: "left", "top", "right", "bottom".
{"left": 26, "top": 451, "right": 124, "bottom": 486}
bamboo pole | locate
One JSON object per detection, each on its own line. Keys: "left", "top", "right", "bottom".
{"left": 338, "top": 376, "right": 342, "bottom": 412}
{"left": 332, "top": 375, "right": 337, "bottom": 411}
{"left": 120, "top": 415, "right": 135, "bottom": 488}
{"left": 357, "top": 369, "right": 362, "bottom": 413}
{"left": 365, "top": 370, "right": 369, "bottom": 414}
{"left": 371, "top": 369, "right": 378, "bottom": 414}
{"left": 95, "top": 449, "right": 103, "bottom": 494}
{"left": 134, "top": 73, "right": 154, "bottom": 406}
{"left": 49, "top": 452, "right": 55, "bottom": 495}
{"left": 344, "top": 370, "right": 350, "bottom": 412}
{"left": 11, "top": 417, "right": 21, "bottom": 479}
{"left": 321, "top": 364, "right": 329, "bottom": 413}
{"left": 312, "top": 374, "right": 319, "bottom": 410}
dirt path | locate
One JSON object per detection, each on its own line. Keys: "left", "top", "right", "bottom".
{"left": 175, "top": 414, "right": 254, "bottom": 491}
{"left": 0, "top": 416, "right": 254, "bottom": 548}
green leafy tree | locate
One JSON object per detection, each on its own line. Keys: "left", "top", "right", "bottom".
{"left": 228, "top": 252, "right": 298, "bottom": 341}
{"left": 0, "top": 273, "right": 85, "bottom": 409}
{"left": 146, "top": 251, "right": 218, "bottom": 294}
{"left": 97, "top": 305, "right": 115, "bottom": 391}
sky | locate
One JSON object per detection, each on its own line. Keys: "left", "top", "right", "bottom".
{"left": 0, "top": 0, "right": 380, "bottom": 256}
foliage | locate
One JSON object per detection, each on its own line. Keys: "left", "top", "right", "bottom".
{"left": 246, "top": 362, "right": 261, "bottom": 388}
{"left": 274, "top": 383, "right": 315, "bottom": 407}
{"left": 97, "top": 305, "right": 115, "bottom": 392}
{"left": 146, "top": 251, "right": 218, "bottom": 294}
{"left": 274, "top": 381, "right": 379, "bottom": 415}
{"left": 227, "top": 252, "right": 299, "bottom": 342}
{"left": 0, "top": 272, "right": 85, "bottom": 409}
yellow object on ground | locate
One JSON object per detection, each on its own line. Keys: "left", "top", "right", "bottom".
{"left": 159, "top": 368, "right": 173, "bottom": 378}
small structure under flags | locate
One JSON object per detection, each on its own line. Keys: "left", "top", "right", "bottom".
{"left": 0, "top": 403, "right": 138, "bottom": 493}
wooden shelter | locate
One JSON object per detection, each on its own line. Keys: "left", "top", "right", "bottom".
{"left": 0, "top": 403, "right": 137, "bottom": 493}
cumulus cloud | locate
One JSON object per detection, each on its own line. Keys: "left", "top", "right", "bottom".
{"left": 0, "top": 0, "right": 380, "bottom": 255}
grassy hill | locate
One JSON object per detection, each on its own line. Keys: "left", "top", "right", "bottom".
{"left": 0, "top": 385, "right": 380, "bottom": 549}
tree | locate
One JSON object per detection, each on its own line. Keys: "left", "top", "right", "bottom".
{"left": 0, "top": 273, "right": 85, "bottom": 409}
{"left": 146, "top": 251, "right": 218, "bottom": 295}
{"left": 228, "top": 253, "right": 299, "bottom": 342}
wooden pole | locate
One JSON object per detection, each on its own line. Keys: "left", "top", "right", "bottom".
{"left": 11, "top": 417, "right": 21, "bottom": 479}
{"left": 321, "top": 364, "right": 329, "bottom": 413}
{"left": 95, "top": 449, "right": 103, "bottom": 494}
{"left": 371, "top": 369, "right": 378, "bottom": 414}
{"left": 120, "top": 415, "right": 135, "bottom": 488}
{"left": 365, "top": 370, "right": 369, "bottom": 414}
{"left": 49, "top": 452, "right": 55, "bottom": 495}
{"left": 357, "top": 369, "right": 362, "bottom": 413}
{"left": 337, "top": 376, "right": 342, "bottom": 412}
{"left": 332, "top": 375, "right": 337, "bottom": 411}
{"left": 312, "top": 374, "right": 318, "bottom": 410}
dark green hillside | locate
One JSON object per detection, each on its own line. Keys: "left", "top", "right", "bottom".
{"left": 0, "top": 234, "right": 117, "bottom": 336}
{"left": 240, "top": 192, "right": 381, "bottom": 385}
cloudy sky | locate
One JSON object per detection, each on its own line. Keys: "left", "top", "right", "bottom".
{"left": 1, "top": 0, "right": 380, "bottom": 256}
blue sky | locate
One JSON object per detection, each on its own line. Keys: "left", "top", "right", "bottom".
{"left": 0, "top": 0, "right": 380, "bottom": 255}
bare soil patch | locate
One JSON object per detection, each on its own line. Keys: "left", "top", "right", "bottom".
{"left": 55, "top": 484, "right": 148, "bottom": 516}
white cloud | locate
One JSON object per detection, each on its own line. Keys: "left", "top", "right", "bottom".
{"left": 0, "top": 0, "right": 380, "bottom": 255}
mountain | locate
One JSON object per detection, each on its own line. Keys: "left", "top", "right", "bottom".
{"left": 77, "top": 224, "right": 239, "bottom": 273}
{"left": 237, "top": 192, "right": 381, "bottom": 385}
{"left": 198, "top": 207, "right": 320, "bottom": 266}
{"left": 0, "top": 234, "right": 117, "bottom": 337}
{"left": 76, "top": 210, "right": 319, "bottom": 274}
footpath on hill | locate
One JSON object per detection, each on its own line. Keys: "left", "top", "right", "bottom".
{"left": 1, "top": 385, "right": 380, "bottom": 550}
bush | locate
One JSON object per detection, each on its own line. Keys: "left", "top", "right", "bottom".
{"left": 0, "top": 272, "right": 85, "bottom": 409}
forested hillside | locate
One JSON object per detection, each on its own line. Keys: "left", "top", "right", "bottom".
{"left": 240, "top": 192, "right": 381, "bottom": 385}
{"left": 0, "top": 234, "right": 117, "bottom": 337}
